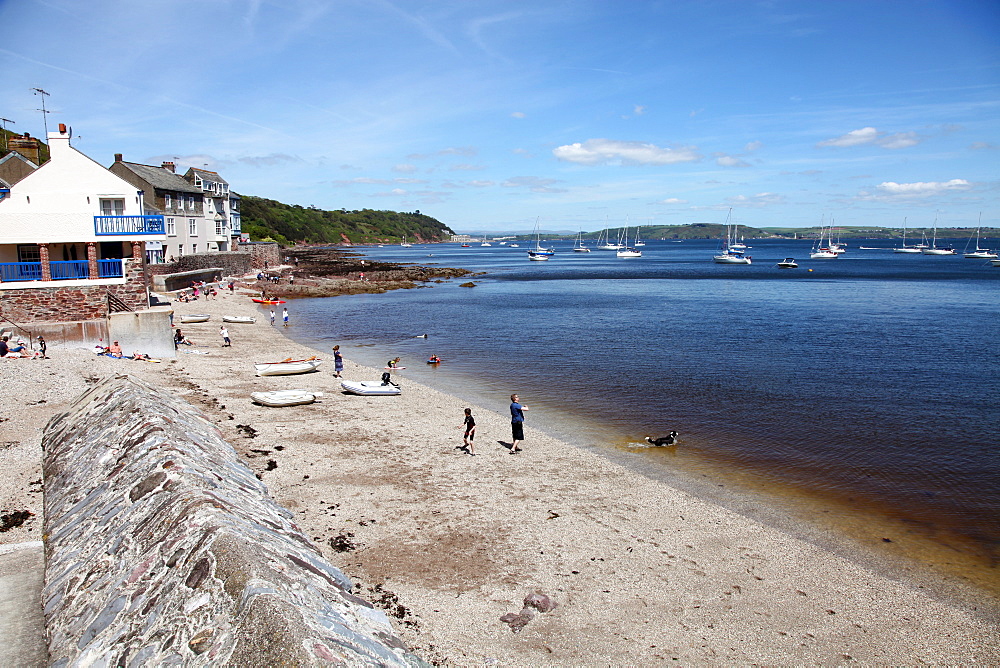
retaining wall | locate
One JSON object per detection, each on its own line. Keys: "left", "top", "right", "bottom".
{"left": 42, "top": 375, "right": 421, "bottom": 666}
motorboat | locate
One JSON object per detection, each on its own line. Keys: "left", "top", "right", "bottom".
{"left": 251, "top": 390, "right": 322, "bottom": 407}
{"left": 222, "top": 315, "right": 256, "bottom": 324}
{"left": 777, "top": 258, "right": 798, "bottom": 268}
{"left": 527, "top": 251, "right": 550, "bottom": 261}
{"left": 990, "top": 258, "right": 1000, "bottom": 267}
{"left": 178, "top": 314, "right": 210, "bottom": 323}
{"left": 341, "top": 374, "right": 401, "bottom": 396}
{"left": 254, "top": 358, "right": 323, "bottom": 376}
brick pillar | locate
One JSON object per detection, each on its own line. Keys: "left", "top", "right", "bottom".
{"left": 39, "top": 243, "right": 51, "bottom": 281}
{"left": 131, "top": 240, "right": 143, "bottom": 261}
{"left": 87, "top": 242, "right": 99, "bottom": 279}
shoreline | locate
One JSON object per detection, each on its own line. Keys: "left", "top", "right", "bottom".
{"left": 1, "top": 277, "right": 997, "bottom": 663}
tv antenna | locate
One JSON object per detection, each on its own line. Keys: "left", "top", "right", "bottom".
{"left": 0, "top": 117, "right": 14, "bottom": 152}
{"left": 31, "top": 88, "right": 51, "bottom": 137}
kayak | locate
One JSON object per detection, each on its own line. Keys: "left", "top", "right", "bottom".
{"left": 252, "top": 298, "right": 286, "bottom": 304}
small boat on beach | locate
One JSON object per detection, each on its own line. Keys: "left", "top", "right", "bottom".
{"left": 222, "top": 315, "right": 256, "bottom": 324}
{"left": 251, "top": 389, "right": 322, "bottom": 407}
{"left": 178, "top": 314, "right": 210, "bottom": 323}
{"left": 254, "top": 358, "right": 323, "bottom": 376}
{"left": 341, "top": 375, "right": 401, "bottom": 396}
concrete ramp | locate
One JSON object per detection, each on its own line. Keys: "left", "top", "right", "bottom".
{"left": 41, "top": 375, "right": 421, "bottom": 666}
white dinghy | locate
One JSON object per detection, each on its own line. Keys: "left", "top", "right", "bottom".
{"left": 178, "top": 314, "right": 211, "bottom": 323}
{"left": 341, "top": 372, "right": 401, "bottom": 396}
{"left": 251, "top": 389, "right": 322, "bottom": 407}
{"left": 222, "top": 315, "right": 256, "bottom": 324}
{"left": 254, "top": 357, "right": 323, "bottom": 376}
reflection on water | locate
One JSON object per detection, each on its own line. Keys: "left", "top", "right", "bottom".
{"left": 285, "top": 239, "right": 1000, "bottom": 595}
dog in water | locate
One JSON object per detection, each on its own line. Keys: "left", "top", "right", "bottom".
{"left": 645, "top": 431, "right": 679, "bottom": 446}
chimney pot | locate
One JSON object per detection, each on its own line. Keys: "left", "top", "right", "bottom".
{"left": 162, "top": 161, "right": 176, "bottom": 173}
{"left": 59, "top": 123, "right": 67, "bottom": 133}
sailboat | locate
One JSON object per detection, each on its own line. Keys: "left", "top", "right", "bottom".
{"left": 617, "top": 222, "right": 642, "bottom": 257}
{"left": 922, "top": 217, "right": 956, "bottom": 255}
{"left": 596, "top": 218, "right": 624, "bottom": 250}
{"left": 634, "top": 223, "right": 646, "bottom": 247}
{"left": 572, "top": 231, "right": 591, "bottom": 253}
{"left": 400, "top": 235, "right": 412, "bottom": 248}
{"left": 527, "top": 217, "right": 554, "bottom": 260}
{"left": 480, "top": 236, "right": 492, "bottom": 247}
{"left": 893, "top": 217, "right": 921, "bottom": 253}
{"left": 809, "top": 222, "right": 838, "bottom": 259}
{"left": 713, "top": 210, "right": 751, "bottom": 264}
{"left": 963, "top": 215, "right": 998, "bottom": 258}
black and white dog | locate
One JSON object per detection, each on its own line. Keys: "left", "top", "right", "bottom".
{"left": 645, "top": 431, "right": 679, "bottom": 446}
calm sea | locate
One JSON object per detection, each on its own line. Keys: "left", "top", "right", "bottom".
{"left": 283, "top": 238, "right": 1000, "bottom": 595}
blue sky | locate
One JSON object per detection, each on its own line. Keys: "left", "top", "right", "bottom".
{"left": 1, "top": 0, "right": 998, "bottom": 233}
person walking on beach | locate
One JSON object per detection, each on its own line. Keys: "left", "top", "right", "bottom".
{"left": 332, "top": 345, "right": 344, "bottom": 377}
{"left": 269, "top": 309, "right": 276, "bottom": 326}
{"left": 460, "top": 408, "right": 477, "bottom": 455}
{"left": 37, "top": 335, "right": 47, "bottom": 359}
{"left": 220, "top": 325, "right": 231, "bottom": 347}
{"left": 509, "top": 394, "right": 528, "bottom": 453}
{"left": 282, "top": 308, "right": 289, "bottom": 327}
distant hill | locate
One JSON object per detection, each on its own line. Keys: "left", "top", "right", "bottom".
{"left": 520, "top": 223, "right": 1000, "bottom": 242}
{"left": 240, "top": 196, "right": 454, "bottom": 245}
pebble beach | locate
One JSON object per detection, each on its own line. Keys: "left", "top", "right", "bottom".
{"left": 1, "top": 278, "right": 997, "bottom": 665}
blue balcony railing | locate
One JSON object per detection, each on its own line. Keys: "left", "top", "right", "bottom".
{"left": 0, "top": 262, "right": 43, "bottom": 282}
{"left": 94, "top": 215, "right": 165, "bottom": 236}
{"left": 0, "top": 259, "right": 124, "bottom": 282}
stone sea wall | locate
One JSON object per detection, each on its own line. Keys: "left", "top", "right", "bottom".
{"left": 41, "top": 375, "right": 421, "bottom": 666}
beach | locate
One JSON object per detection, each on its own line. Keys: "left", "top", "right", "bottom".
{"left": 1, "top": 280, "right": 997, "bottom": 665}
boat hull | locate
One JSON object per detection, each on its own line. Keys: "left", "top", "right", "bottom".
{"left": 714, "top": 254, "right": 751, "bottom": 264}
{"left": 178, "top": 314, "right": 210, "bottom": 323}
{"left": 254, "top": 359, "right": 323, "bottom": 376}
{"left": 222, "top": 316, "right": 256, "bottom": 324}
{"left": 341, "top": 380, "right": 401, "bottom": 396}
{"left": 251, "top": 390, "right": 320, "bottom": 407}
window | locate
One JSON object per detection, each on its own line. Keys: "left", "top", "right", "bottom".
{"left": 164, "top": 193, "right": 171, "bottom": 210}
{"left": 178, "top": 245, "right": 184, "bottom": 256}
{"left": 100, "top": 198, "right": 125, "bottom": 216}
{"left": 192, "top": 244, "right": 197, "bottom": 254}
{"left": 17, "top": 244, "right": 41, "bottom": 262}
{"left": 165, "top": 217, "right": 176, "bottom": 236}
{"left": 215, "top": 217, "right": 225, "bottom": 235}
{"left": 188, "top": 218, "right": 197, "bottom": 235}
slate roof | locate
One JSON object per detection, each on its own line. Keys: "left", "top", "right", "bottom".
{"left": 185, "top": 167, "right": 228, "bottom": 186}
{"left": 119, "top": 161, "right": 202, "bottom": 194}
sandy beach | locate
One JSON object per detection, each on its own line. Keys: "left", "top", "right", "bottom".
{"left": 1, "top": 278, "right": 997, "bottom": 665}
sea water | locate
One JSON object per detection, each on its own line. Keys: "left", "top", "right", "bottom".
{"left": 283, "top": 239, "right": 1000, "bottom": 594}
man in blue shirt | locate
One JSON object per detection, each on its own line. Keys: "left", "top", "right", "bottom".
{"left": 509, "top": 393, "right": 529, "bottom": 454}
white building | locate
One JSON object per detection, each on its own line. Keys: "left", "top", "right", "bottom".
{"left": 0, "top": 123, "right": 165, "bottom": 326}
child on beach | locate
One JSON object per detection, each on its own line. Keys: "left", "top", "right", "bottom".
{"left": 460, "top": 408, "right": 476, "bottom": 455}
{"left": 282, "top": 308, "right": 289, "bottom": 327}
{"left": 220, "top": 325, "right": 231, "bottom": 347}
{"left": 332, "top": 345, "right": 344, "bottom": 377}
{"left": 270, "top": 309, "right": 276, "bottom": 326}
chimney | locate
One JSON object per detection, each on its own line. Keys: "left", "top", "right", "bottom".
{"left": 115, "top": 153, "right": 123, "bottom": 162}
{"left": 59, "top": 123, "right": 67, "bottom": 134}
{"left": 162, "top": 161, "right": 176, "bottom": 173}
{"left": 8, "top": 134, "right": 40, "bottom": 164}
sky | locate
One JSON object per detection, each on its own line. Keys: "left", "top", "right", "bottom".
{"left": 1, "top": 0, "right": 998, "bottom": 234}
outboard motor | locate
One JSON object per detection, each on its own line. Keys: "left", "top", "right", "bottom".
{"left": 381, "top": 371, "right": 399, "bottom": 388}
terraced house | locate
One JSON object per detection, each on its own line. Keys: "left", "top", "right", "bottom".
{"left": 110, "top": 159, "right": 241, "bottom": 260}
{"left": 0, "top": 124, "right": 165, "bottom": 337}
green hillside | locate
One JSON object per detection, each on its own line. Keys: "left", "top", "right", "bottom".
{"left": 240, "top": 195, "right": 454, "bottom": 245}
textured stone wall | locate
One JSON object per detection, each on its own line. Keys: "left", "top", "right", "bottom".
{"left": 0, "top": 259, "right": 148, "bottom": 324}
{"left": 236, "top": 242, "right": 282, "bottom": 269}
{"left": 149, "top": 251, "right": 253, "bottom": 278}
{"left": 42, "top": 376, "right": 421, "bottom": 667}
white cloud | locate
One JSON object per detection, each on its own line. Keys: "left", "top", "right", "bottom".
{"left": 744, "top": 141, "right": 763, "bottom": 152}
{"left": 658, "top": 197, "right": 688, "bottom": 205}
{"left": 633, "top": 105, "right": 646, "bottom": 115}
{"left": 716, "top": 155, "right": 750, "bottom": 168}
{"left": 331, "top": 177, "right": 390, "bottom": 186}
{"left": 392, "top": 163, "right": 418, "bottom": 173}
{"left": 449, "top": 163, "right": 486, "bottom": 171}
{"left": 726, "top": 192, "right": 785, "bottom": 207}
{"left": 818, "top": 127, "right": 922, "bottom": 149}
{"left": 818, "top": 127, "right": 880, "bottom": 148}
{"left": 501, "top": 176, "right": 565, "bottom": 193}
{"left": 872, "top": 179, "right": 971, "bottom": 197}
{"left": 552, "top": 139, "right": 700, "bottom": 166}
{"left": 393, "top": 178, "right": 427, "bottom": 184}
{"left": 510, "top": 111, "right": 526, "bottom": 119}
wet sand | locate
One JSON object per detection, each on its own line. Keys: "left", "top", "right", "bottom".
{"left": 1, "top": 282, "right": 997, "bottom": 665}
